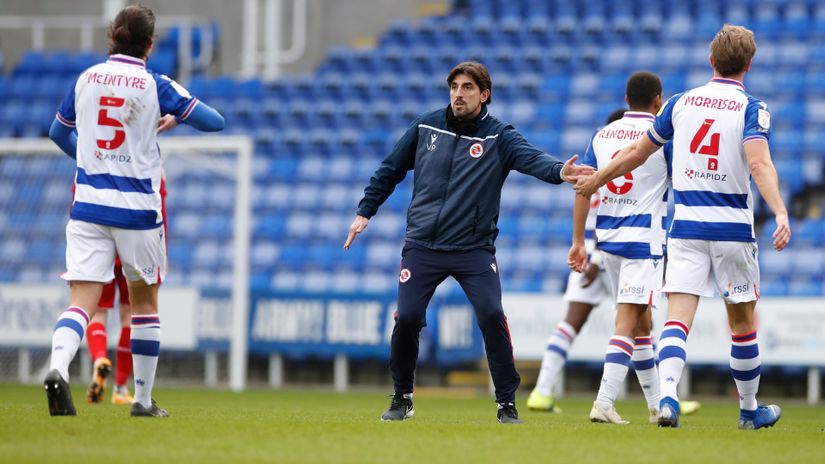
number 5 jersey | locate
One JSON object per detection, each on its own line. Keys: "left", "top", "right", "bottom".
{"left": 55, "top": 53, "right": 198, "bottom": 230}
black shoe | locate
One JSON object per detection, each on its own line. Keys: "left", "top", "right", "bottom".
{"left": 497, "top": 402, "right": 524, "bottom": 424}
{"left": 381, "top": 393, "right": 414, "bottom": 421}
{"left": 131, "top": 399, "right": 169, "bottom": 417}
{"left": 44, "top": 369, "right": 76, "bottom": 416}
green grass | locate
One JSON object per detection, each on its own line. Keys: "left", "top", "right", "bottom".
{"left": 1, "top": 384, "right": 823, "bottom": 464}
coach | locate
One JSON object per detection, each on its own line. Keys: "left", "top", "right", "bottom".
{"left": 344, "top": 62, "right": 592, "bottom": 424}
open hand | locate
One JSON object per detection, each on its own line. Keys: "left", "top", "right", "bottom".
{"left": 157, "top": 115, "right": 178, "bottom": 134}
{"left": 561, "top": 155, "right": 596, "bottom": 184}
{"left": 772, "top": 213, "right": 791, "bottom": 251}
{"left": 567, "top": 242, "right": 588, "bottom": 273}
{"left": 580, "top": 261, "right": 600, "bottom": 288}
{"left": 574, "top": 173, "right": 601, "bottom": 197}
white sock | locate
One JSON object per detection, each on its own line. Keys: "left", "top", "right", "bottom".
{"left": 658, "top": 320, "right": 689, "bottom": 405}
{"left": 730, "top": 331, "right": 760, "bottom": 411}
{"left": 535, "top": 321, "right": 577, "bottom": 396}
{"left": 49, "top": 306, "right": 90, "bottom": 382}
{"left": 632, "top": 336, "right": 659, "bottom": 410}
{"left": 596, "top": 335, "right": 634, "bottom": 408}
{"left": 131, "top": 315, "right": 161, "bottom": 408}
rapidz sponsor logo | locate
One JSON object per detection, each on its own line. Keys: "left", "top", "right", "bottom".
{"left": 684, "top": 167, "right": 727, "bottom": 181}
{"left": 95, "top": 150, "right": 132, "bottom": 163}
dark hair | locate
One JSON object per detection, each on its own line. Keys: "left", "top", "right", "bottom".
{"left": 447, "top": 61, "right": 493, "bottom": 104}
{"left": 606, "top": 108, "right": 626, "bottom": 124}
{"left": 108, "top": 4, "right": 155, "bottom": 58}
{"left": 626, "top": 71, "right": 662, "bottom": 110}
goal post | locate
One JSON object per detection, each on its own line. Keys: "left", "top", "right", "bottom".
{"left": 0, "top": 135, "right": 253, "bottom": 392}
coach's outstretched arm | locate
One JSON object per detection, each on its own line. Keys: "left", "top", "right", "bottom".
{"left": 48, "top": 119, "right": 78, "bottom": 159}
{"left": 744, "top": 139, "right": 791, "bottom": 251}
{"left": 344, "top": 119, "right": 418, "bottom": 249}
{"left": 499, "top": 126, "right": 594, "bottom": 184}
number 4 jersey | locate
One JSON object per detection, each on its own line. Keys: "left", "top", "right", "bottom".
{"left": 582, "top": 112, "right": 669, "bottom": 260}
{"left": 56, "top": 53, "right": 199, "bottom": 230}
{"left": 646, "top": 77, "right": 771, "bottom": 243}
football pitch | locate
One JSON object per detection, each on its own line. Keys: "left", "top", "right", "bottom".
{"left": 1, "top": 384, "right": 822, "bottom": 464}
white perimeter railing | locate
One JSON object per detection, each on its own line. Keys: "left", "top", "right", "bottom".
{"left": 0, "top": 15, "right": 215, "bottom": 85}
{"left": 0, "top": 136, "right": 253, "bottom": 391}
{"left": 241, "top": 0, "right": 308, "bottom": 80}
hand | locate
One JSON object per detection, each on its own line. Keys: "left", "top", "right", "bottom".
{"left": 561, "top": 155, "right": 596, "bottom": 184}
{"left": 574, "top": 172, "right": 601, "bottom": 197}
{"left": 157, "top": 115, "right": 178, "bottom": 134}
{"left": 580, "top": 262, "right": 600, "bottom": 288}
{"left": 772, "top": 213, "right": 791, "bottom": 251}
{"left": 567, "top": 242, "right": 588, "bottom": 273}
{"left": 344, "top": 215, "right": 370, "bottom": 249}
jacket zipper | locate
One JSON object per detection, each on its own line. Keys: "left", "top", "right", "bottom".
{"left": 430, "top": 133, "right": 460, "bottom": 242}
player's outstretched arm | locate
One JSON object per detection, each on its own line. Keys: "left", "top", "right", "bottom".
{"left": 567, "top": 193, "right": 590, "bottom": 273}
{"left": 343, "top": 215, "right": 369, "bottom": 250}
{"left": 744, "top": 139, "right": 791, "bottom": 251}
{"left": 178, "top": 102, "right": 225, "bottom": 132}
{"left": 48, "top": 118, "right": 78, "bottom": 159}
{"left": 574, "top": 135, "right": 659, "bottom": 197}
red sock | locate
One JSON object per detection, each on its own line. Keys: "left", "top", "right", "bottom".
{"left": 86, "top": 322, "right": 108, "bottom": 361}
{"left": 115, "top": 326, "right": 132, "bottom": 386}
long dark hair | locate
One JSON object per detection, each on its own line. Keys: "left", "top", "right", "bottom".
{"left": 108, "top": 4, "right": 155, "bottom": 58}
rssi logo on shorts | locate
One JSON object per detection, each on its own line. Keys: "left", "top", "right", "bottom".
{"left": 141, "top": 265, "right": 156, "bottom": 279}
{"left": 620, "top": 283, "right": 645, "bottom": 296}
{"left": 724, "top": 282, "right": 750, "bottom": 297}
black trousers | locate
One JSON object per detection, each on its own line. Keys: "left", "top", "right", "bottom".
{"left": 390, "top": 242, "right": 520, "bottom": 404}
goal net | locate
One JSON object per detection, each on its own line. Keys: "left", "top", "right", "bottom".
{"left": 0, "top": 135, "right": 252, "bottom": 391}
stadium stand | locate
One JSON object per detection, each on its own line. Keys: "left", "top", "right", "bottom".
{"left": 0, "top": 0, "right": 823, "bottom": 297}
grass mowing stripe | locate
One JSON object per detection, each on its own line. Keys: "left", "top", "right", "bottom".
{"left": 1, "top": 384, "right": 822, "bottom": 464}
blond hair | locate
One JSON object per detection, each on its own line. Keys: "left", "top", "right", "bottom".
{"left": 710, "top": 24, "right": 756, "bottom": 77}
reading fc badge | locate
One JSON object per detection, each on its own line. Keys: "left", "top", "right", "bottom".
{"left": 469, "top": 142, "right": 484, "bottom": 158}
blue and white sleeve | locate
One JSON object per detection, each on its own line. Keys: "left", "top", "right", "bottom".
{"left": 154, "top": 73, "right": 200, "bottom": 121}
{"left": 647, "top": 93, "right": 682, "bottom": 147}
{"left": 581, "top": 131, "right": 599, "bottom": 169}
{"left": 743, "top": 96, "right": 770, "bottom": 145}
{"left": 55, "top": 82, "right": 77, "bottom": 128}
{"left": 663, "top": 141, "right": 673, "bottom": 178}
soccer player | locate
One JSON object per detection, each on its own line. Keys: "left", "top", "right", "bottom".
{"left": 574, "top": 25, "right": 790, "bottom": 429}
{"left": 45, "top": 4, "right": 224, "bottom": 417}
{"left": 85, "top": 177, "right": 167, "bottom": 405}
{"left": 344, "top": 61, "right": 594, "bottom": 424}
{"left": 570, "top": 72, "right": 668, "bottom": 424}
{"left": 526, "top": 110, "right": 624, "bottom": 413}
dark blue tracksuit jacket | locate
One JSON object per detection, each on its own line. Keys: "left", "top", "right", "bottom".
{"left": 357, "top": 105, "right": 565, "bottom": 250}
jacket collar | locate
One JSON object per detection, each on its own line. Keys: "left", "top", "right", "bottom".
{"left": 445, "top": 104, "right": 488, "bottom": 135}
